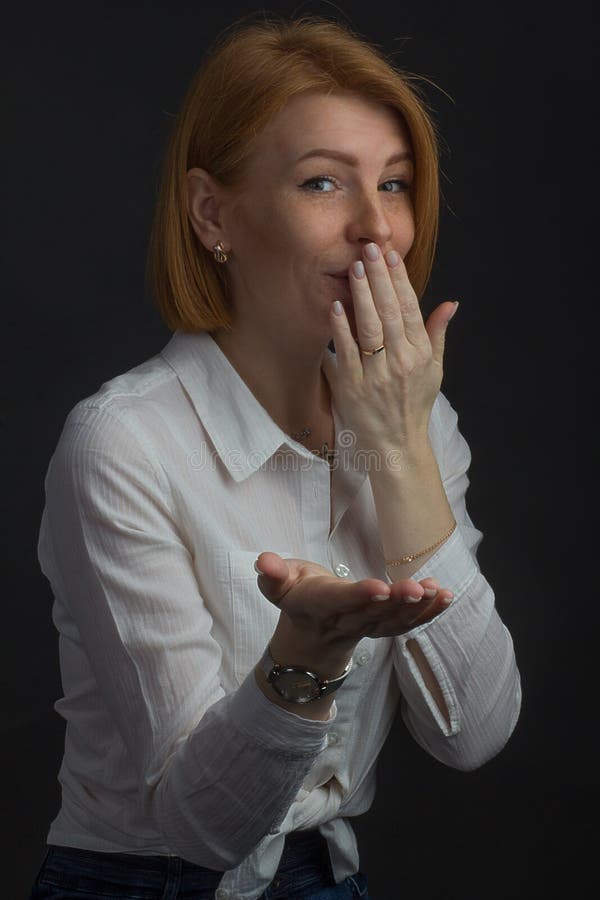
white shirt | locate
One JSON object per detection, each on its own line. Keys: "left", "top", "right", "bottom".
{"left": 38, "top": 330, "right": 521, "bottom": 900}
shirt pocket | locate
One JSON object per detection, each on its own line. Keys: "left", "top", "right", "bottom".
{"left": 225, "top": 550, "right": 291, "bottom": 686}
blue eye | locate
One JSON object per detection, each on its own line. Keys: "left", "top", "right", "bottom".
{"left": 299, "top": 176, "right": 338, "bottom": 192}
{"left": 379, "top": 179, "right": 410, "bottom": 193}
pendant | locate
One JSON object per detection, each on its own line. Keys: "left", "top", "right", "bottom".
{"left": 290, "top": 426, "right": 312, "bottom": 442}
{"left": 313, "top": 442, "right": 336, "bottom": 466}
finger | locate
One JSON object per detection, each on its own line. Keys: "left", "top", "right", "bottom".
{"left": 384, "top": 250, "right": 428, "bottom": 347}
{"left": 329, "top": 300, "right": 363, "bottom": 380}
{"left": 388, "top": 577, "right": 427, "bottom": 601}
{"left": 417, "top": 574, "right": 454, "bottom": 604}
{"left": 357, "top": 589, "right": 445, "bottom": 637}
{"left": 418, "top": 577, "right": 440, "bottom": 593}
{"left": 333, "top": 579, "right": 454, "bottom": 638}
{"left": 321, "top": 346, "right": 338, "bottom": 394}
{"left": 425, "top": 301, "right": 459, "bottom": 366}
{"left": 356, "top": 578, "right": 424, "bottom": 616}
{"left": 348, "top": 259, "right": 385, "bottom": 354}
{"left": 401, "top": 592, "right": 453, "bottom": 629}
{"left": 360, "top": 243, "right": 407, "bottom": 348}
{"left": 277, "top": 578, "right": 392, "bottom": 638}
{"left": 305, "top": 577, "right": 392, "bottom": 615}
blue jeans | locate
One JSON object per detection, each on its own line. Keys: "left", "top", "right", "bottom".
{"left": 29, "top": 831, "right": 371, "bottom": 899}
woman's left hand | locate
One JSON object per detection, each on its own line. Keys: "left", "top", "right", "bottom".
{"left": 322, "top": 242, "right": 458, "bottom": 455}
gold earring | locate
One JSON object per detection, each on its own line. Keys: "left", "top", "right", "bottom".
{"left": 212, "top": 241, "right": 228, "bottom": 263}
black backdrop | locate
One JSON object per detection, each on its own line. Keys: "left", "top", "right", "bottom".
{"left": 3, "top": 1, "right": 595, "bottom": 897}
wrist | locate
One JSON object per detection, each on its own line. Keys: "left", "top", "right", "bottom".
{"left": 269, "top": 615, "right": 356, "bottom": 681}
{"left": 254, "top": 664, "right": 335, "bottom": 720}
{"left": 369, "top": 440, "right": 438, "bottom": 489}
{"left": 255, "top": 636, "right": 354, "bottom": 721}
{"left": 259, "top": 644, "right": 352, "bottom": 702}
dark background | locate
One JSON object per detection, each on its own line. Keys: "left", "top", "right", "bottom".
{"left": 3, "top": 1, "right": 595, "bottom": 897}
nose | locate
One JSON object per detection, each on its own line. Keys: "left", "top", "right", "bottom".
{"left": 345, "top": 192, "right": 394, "bottom": 250}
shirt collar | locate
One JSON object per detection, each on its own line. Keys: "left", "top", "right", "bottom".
{"left": 160, "top": 330, "right": 332, "bottom": 482}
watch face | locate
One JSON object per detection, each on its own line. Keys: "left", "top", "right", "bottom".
{"left": 273, "top": 668, "right": 321, "bottom": 703}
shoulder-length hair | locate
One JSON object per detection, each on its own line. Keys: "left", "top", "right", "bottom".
{"left": 147, "top": 15, "right": 441, "bottom": 333}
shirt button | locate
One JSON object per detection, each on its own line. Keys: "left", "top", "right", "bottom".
{"left": 215, "top": 891, "right": 229, "bottom": 900}
{"left": 327, "top": 732, "right": 340, "bottom": 746}
{"left": 334, "top": 563, "right": 350, "bottom": 578}
{"left": 356, "top": 651, "right": 371, "bottom": 666}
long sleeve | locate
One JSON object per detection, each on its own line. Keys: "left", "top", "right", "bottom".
{"left": 392, "top": 393, "right": 522, "bottom": 770}
{"left": 39, "top": 403, "right": 328, "bottom": 870}
{"left": 37, "top": 335, "right": 523, "bottom": 896}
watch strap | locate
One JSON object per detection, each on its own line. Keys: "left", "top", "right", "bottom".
{"left": 259, "top": 644, "right": 352, "bottom": 701}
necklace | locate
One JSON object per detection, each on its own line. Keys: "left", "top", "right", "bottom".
{"left": 290, "top": 426, "right": 312, "bottom": 442}
{"left": 289, "top": 426, "right": 335, "bottom": 465}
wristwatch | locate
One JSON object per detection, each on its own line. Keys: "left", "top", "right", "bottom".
{"left": 259, "top": 645, "right": 352, "bottom": 704}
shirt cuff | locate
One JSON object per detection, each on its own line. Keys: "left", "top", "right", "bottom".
{"left": 391, "top": 525, "right": 480, "bottom": 738}
{"left": 227, "top": 670, "right": 333, "bottom": 756}
{"left": 388, "top": 524, "right": 478, "bottom": 597}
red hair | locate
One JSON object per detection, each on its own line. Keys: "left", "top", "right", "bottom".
{"left": 146, "top": 15, "right": 441, "bottom": 332}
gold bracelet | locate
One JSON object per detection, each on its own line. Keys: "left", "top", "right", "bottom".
{"left": 385, "top": 521, "right": 457, "bottom": 567}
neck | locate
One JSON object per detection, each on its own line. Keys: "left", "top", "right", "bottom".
{"left": 212, "top": 326, "right": 332, "bottom": 438}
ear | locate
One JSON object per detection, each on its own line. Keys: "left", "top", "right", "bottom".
{"left": 187, "top": 167, "right": 231, "bottom": 253}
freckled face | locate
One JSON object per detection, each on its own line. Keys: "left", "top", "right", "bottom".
{"left": 221, "top": 91, "right": 416, "bottom": 342}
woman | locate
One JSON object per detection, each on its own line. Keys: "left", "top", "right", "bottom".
{"left": 29, "top": 14, "right": 521, "bottom": 900}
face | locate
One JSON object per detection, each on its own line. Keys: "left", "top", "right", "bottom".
{"left": 220, "top": 90, "right": 416, "bottom": 344}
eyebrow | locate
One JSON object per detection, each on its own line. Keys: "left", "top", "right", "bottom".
{"left": 296, "top": 148, "right": 413, "bottom": 166}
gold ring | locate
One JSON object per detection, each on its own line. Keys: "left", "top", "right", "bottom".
{"left": 360, "top": 344, "right": 385, "bottom": 356}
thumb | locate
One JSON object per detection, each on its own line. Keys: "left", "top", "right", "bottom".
{"left": 426, "top": 301, "right": 459, "bottom": 365}
{"left": 254, "top": 551, "right": 293, "bottom": 605}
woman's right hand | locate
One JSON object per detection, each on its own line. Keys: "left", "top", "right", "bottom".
{"left": 254, "top": 550, "right": 453, "bottom": 673}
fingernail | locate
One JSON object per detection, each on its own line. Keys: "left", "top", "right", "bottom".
{"left": 253, "top": 560, "right": 265, "bottom": 575}
{"left": 447, "top": 301, "right": 459, "bottom": 321}
{"left": 401, "top": 594, "right": 423, "bottom": 605}
{"left": 364, "top": 243, "right": 379, "bottom": 261}
{"left": 423, "top": 588, "right": 437, "bottom": 599}
{"left": 351, "top": 260, "right": 365, "bottom": 278}
{"left": 372, "top": 594, "right": 390, "bottom": 602}
{"left": 441, "top": 596, "right": 454, "bottom": 607}
{"left": 385, "top": 250, "right": 400, "bottom": 267}
{"left": 332, "top": 300, "right": 345, "bottom": 316}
